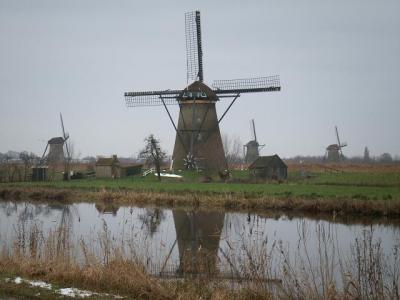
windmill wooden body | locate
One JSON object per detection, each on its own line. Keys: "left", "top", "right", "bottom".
{"left": 46, "top": 137, "right": 65, "bottom": 164}
{"left": 125, "top": 11, "right": 281, "bottom": 172}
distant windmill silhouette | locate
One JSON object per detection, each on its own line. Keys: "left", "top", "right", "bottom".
{"left": 244, "top": 119, "right": 265, "bottom": 164}
{"left": 41, "top": 113, "right": 71, "bottom": 175}
{"left": 325, "top": 126, "right": 347, "bottom": 162}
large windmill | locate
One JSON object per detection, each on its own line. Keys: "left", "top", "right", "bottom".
{"left": 325, "top": 126, "right": 347, "bottom": 162}
{"left": 41, "top": 113, "right": 71, "bottom": 173}
{"left": 244, "top": 119, "right": 265, "bottom": 164}
{"left": 125, "top": 11, "right": 281, "bottom": 172}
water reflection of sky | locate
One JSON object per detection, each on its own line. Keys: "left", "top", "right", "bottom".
{"left": 0, "top": 200, "right": 399, "bottom": 278}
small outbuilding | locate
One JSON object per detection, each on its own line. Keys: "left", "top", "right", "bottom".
{"left": 31, "top": 166, "right": 48, "bottom": 181}
{"left": 95, "top": 155, "right": 121, "bottom": 178}
{"left": 249, "top": 154, "right": 287, "bottom": 181}
{"left": 121, "top": 164, "right": 143, "bottom": 177}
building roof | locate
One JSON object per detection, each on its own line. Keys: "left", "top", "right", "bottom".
{"left": 96, "top": 157, "right": 119, "bottom": 166}
{"left": 248, "top": 155, "right": 286, "bottom": 169}
{"left": 48, "top": 137, "right": 65, "bottom": 144}
{"left": 121, "top": 163, "right": 143, "bottom": 169}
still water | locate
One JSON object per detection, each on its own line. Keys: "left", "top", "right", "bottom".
{"left": 0, "top": 200, "right": 399, "bottom": 280}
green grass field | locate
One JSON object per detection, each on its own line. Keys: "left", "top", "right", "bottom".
{"left": 2, "top": 169, "right": 400, "bottom": 201}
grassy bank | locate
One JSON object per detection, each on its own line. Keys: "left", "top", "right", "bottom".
{"left": 1, "top": 168, "right": 400, "bottom": 216}
{"left": 1, "top": 185, "right": 400, "bottom": 218}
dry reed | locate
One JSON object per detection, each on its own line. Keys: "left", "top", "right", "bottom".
{"left": 1, "top": 216, "right": 399, "bottom": 300}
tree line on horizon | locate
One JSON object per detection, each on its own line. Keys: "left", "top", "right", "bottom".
{"left": 0, "top": 147, "right": 399, "bottom": 167}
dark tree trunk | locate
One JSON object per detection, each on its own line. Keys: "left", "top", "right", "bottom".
{"left": 156, "top": 163, "right": 161, "bottom": 181}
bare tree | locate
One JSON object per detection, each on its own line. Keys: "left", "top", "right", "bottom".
{"left": 139, "top": 134, "right": 166, "bottom": 181}
{"left": 222, "top": 134, "right": 244, "bottom": 168}
{"left": 19, "top": 151, "right": 37, "bottom": 181}
{"left": 138, "top": 208, "right": 165, "bottom": 237}
{"left": 379, "top": 153, "right": 393, "bottom": 163}
{"left": 66, "top": 140, "right": 81, "bottom": 163}
{"left": 3, "top": 154, "right": 13, "bottom": 182}
{"left": 0, "top": 154, "right": 20, "bottom": 182}
{"left": 0, "top": 153, "right": 6, "bottom": 182}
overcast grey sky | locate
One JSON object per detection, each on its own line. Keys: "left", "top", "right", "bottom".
{"left": 0, "top": 0, "right": 399, "bottom": 158}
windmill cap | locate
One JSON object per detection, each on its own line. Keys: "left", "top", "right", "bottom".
{"left": 48, "top": 137, "right": 64, "bottom": 144}
{"left": 179, "top": 81, "right": 218, "bottom": 101}
{"left": 326, "top": 144, "right": 340, "bottom": 151}
{"left": 245, "top": 140, "right": 259, "bottom": 147}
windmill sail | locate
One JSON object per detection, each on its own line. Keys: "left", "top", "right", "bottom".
{"left": 335, "top": 125, "right": 348, "bottom": 157}
{"left": 185, "top": 11, "right": 203, "bottom": 83}
{"left": 60, "top": 113, "right": 70, "bottom": 160}
{"left": 212, "top": 76, "right": 280, "bottom": 95}
{"left": 252, "top": 119, "right": 257, "bottom": 142}
{"left": 125, "top": 90, "right": 182, "bottom": 107}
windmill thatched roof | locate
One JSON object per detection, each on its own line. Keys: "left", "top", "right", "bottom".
{"left": 245, "top": 140, "right": 259, "bottom": 147}
{"left": 48, "top": 137, "right": 64, "bottom": 144}
{"left": 326, "top": 144, "right": 340, "bottom": 151}
{"left": 249, "top": 155, "right": 286, "bottom": 169}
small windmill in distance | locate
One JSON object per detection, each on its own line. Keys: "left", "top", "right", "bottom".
{"left": 325, "top": 126, "right": 347, "bottom": 162}
{"left": 244, "top": 119, "right": 265, "bottom": 164}
{"left": 40, "top": 113, "right": 71, "bottom": 178}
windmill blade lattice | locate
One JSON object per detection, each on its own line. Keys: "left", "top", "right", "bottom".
{"left": 212, "top": 76, "right": 280, "bottom": 94}
{"left": 125, "top": 91, "right": 182, "bottom": 107}
{"left": 252, "top": 119, "right": 257, "bottom": 142}
{"left": 60, "top": 113, "right": 70, "bottom": 160}
{"left": 185, "top": 11, "right": 203, "bottom": 83}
